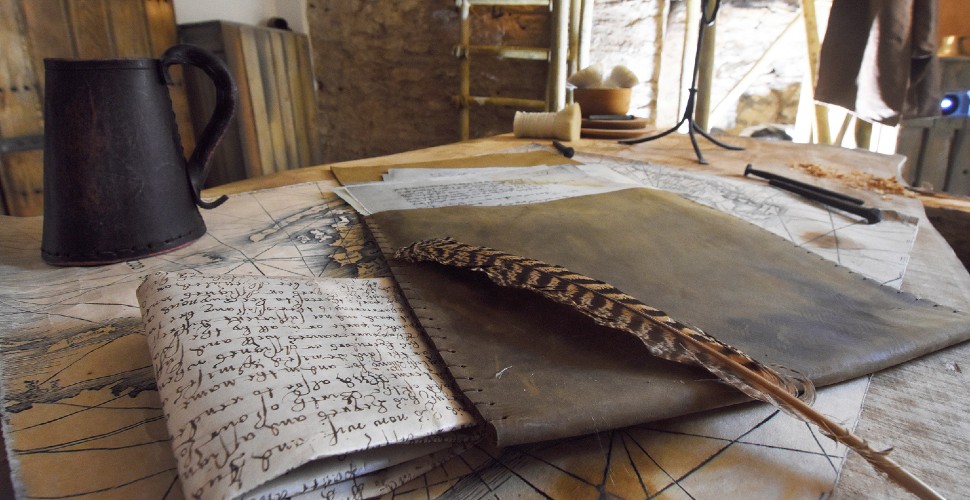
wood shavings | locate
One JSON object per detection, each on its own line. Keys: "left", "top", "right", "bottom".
{"left": 789, "top": 162, "right": 917, "bottom": 198}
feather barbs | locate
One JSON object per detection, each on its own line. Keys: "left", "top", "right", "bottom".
{"left": 394, "top": 237, "right": 813, "bottom": 404}
{"left": 394, "top": 237, "right": 944, "bottom": 499}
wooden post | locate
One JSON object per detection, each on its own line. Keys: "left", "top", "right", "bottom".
{"left": 800, "top": 0, "right": 830, "bottom": 144}
{"left": 854, "top": 118, "right": 872, "bottom": 150}
{"left": 458, "top": 0, "right": 471, "bottom": 140}
{"left": 568, "top": 0, "right": 581, "bottom": 76}
{"left": 578, "top": 0, "right": 593, "bottom": 71}
{"left": 565, "top": 0, "right": 593, "bottom": 106}
{"left": 694, "top": 0, "right": 717, "bottom": 132}
{"left": 549, "top": 0, "right": 569, "bottom": 110}
{"left": 678, "top": 0, "right": 701, "bottom": 125}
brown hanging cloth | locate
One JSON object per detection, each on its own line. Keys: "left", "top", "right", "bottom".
{"left": 815, "top": 0, "right": 942, "bottom": 126}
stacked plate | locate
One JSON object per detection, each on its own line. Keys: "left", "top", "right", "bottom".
{"left": 580, "top": 116, "right": 653, "bottom": 139}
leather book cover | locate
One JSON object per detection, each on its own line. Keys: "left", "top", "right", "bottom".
{"left": 365, "top": 188, "right": 970, "bottom": 447}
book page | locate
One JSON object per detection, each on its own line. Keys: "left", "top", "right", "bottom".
{"left": 137, "top": 273, "right": 478, "bottom": 500}
{"left": 334, "top": 164, "right": 636, "bottom": 215}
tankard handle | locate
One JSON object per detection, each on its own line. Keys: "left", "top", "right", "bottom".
{"left": 161, "top": 44, "right": 238, "bottom": 209}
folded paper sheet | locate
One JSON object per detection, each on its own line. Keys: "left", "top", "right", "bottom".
{"left": 367, "top": 188, "right": 970, "bottom": 447}
{"left": 136, "top": 273, "right": 479, "bottom": 499}
{"left": 331, "top": 150, "right": 577, "bottom": 185}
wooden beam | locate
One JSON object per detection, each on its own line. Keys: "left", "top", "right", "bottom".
{"left": 549, "top": 0, "right": 568, "bottom": 110}
{"left": 694, "top": 0, "right": 717, "bottom": 132}
{"left": 677, "top": 0, "right": 701, "bottom": 123}
{"left": 800, "top": 0, "right": 830, "bottom": 144}
{"left": 458, "top": 0, "right": 471, "bottom": 140}
{"left": 0, "top": 0, "right": 44, "bottom": 216}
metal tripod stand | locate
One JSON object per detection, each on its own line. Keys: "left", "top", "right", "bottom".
{"left": 621, "top": 0, "right": 741, "bottom": 164}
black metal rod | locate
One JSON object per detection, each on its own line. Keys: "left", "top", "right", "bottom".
{"left": 768, "top": 178, "right": 882, "bottom": 224}
{"left": 744, "top": 164, "right": 865, "bottom": 205}
{"left": 552, "top": 140, "right": 575, "bottom": 158}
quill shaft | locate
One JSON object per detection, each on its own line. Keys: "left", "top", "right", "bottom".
{"left": 395, "top": 237, "right": 944, "bottom": 500}
{"left": 676, "top": 328, "right": 943, "bottom": 499}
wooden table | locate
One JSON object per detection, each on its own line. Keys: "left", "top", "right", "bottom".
{"left": 203, "top": 133, "right": 970, "bottom": 498}
{"left": 2, "top": 133, "right": 968, "bottom": 498}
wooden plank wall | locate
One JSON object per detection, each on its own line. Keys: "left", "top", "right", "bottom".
{"left": 237, "top": 23, "right": 322, "bottom": 178}
{"left": 0, "top": 0, "right": 44, "bottom": 217}
{"left": 0, "top": 0, "right": 193, "bottom": 216}
{"left": 939, "top": 0, "right": 970, "bottom": 42}
{"left": 898, "top": 117, "right": 970, "bottom": 195}
{"left": 179, "top": 21, "right": 323, "bottom": 186}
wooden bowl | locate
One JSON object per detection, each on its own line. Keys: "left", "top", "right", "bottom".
{"left": 572, "top": 87, "right": 632, "bottom": 117}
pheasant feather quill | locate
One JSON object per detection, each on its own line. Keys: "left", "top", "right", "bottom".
{"left": 395, "top": 237, "right": 944, "bottom": 500}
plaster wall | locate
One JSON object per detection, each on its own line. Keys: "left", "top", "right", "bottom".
{"left": 659, "top": 0, "right": 815, "bottom": 134}
{"left": 173, "top": 0, "right": 309, "bottom": 34}
{"left": 307, "top": 2, "right": 467, "bottom": 162}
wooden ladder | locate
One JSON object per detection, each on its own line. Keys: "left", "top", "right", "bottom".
{"left": 455, "top": 0, "right": 592, "bottom": 140}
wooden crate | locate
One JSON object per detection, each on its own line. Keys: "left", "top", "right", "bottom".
{"left": 179, "top": 21, "right": 323, "bottom": 187}
{"left": 898, "top": 116, "right": 970, "bottom": 195}
{"left": 0, "top": 0, "right": 194, "bottom": 217}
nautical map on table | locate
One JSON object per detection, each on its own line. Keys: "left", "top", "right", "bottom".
{"left": 0, "top": 151, "right": 920, "bottom": 499}
{"left": 343, "top": 151, "right": 920, "bottom": 286}
{"left": 385, "top": 377, "right": 869, "bottom": 499}
{"left": 0, "top": 180, "right": 389, "bottom": 499}
{"left": 580, "top": 153, "right": 921, "bottom": 288}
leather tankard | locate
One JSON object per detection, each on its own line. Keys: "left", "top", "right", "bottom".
{"left": 41, "top": 44, "right": 237, "bottom": 266}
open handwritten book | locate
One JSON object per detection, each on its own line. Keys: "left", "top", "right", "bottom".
{"left": 136, "top": 273, "right": 479, "bottom": 500}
